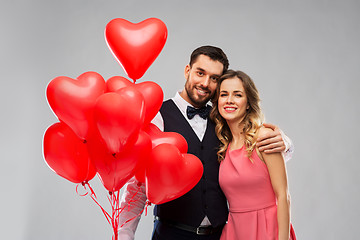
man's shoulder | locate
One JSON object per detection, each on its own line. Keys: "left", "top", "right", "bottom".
{"left": 160, "top": 99, "right": 182, "bottom": 120}
{"left": 163, "top": 98, "right": 174, "bottom": 104}
{"left": 163, "top": 99, "right": 173, "bottom": 104}
{"left": 161, "top": 99, "right": 175, "bottom": 109}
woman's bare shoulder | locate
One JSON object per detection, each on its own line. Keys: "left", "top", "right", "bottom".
{"left": 257, "top": 125, "right": 274, "bottom": 138}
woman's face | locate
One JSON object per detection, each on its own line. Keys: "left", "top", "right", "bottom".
{"left": 218, "top": 77, "right": 248, "bottom": 124}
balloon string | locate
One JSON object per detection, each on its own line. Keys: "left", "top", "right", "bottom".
{"left": 108, "top": 192, "right": 119, "bottom": 240}
{"left": 119, "top": 200, "right": 152, "bottom": 228}
{"left": 76, "top": 183, "right": 88, "bottom": 197}
{"left": 118, "top": 183, "right": 152, "bottom": 228}
{"left": 87, "top": 183, "right": 112, "bottom": 225}
{"left": 77, "top": 182, "right": 111, "bottom": 224}
{"left": 76, "top": 182, "right": 149, "bottom": 240}
{"left": 116, "top": 182, "right": 142, "bottom": 214}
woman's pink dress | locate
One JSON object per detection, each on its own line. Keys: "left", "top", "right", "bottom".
{"left": 219, "top": 146, "right": 295, "bottom": 240}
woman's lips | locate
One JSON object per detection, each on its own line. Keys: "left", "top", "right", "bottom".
{"left": 224, "top": 107, "right": 237, "bottom": 113}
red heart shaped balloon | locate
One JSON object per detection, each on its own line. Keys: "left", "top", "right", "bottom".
{"left": 46, "top": 72, "right": 106, "bottom": 140}
{"left": 43, "top": 122, "right": 96, "bottom": 183}
{"left": 144, "top": 123, "right": 188, "bottom": 153}
{"left": 93, "top": 86, "right": 145, "bottom": 154}
{"left": 105, "top": 18, "right": 167, "bottom": 81}
{"left": 106, "top": 76, "right": 133, "bottom": 92}
{"left": 136, "top": 82, "right": 163, "bottom": 125}
{"left": 146, "top": 144, "right": 203, "bottom": 204}
{"left": 87, "top": 129, "right": 152, "bottom": 192}
{"left": 136, "top": 124, "right": 188, "bottom": 183}
{"left": 106, "top": 76, "right": 164, "bottom": 126}
{"left": 133, "top": 130, "right": 152, "bottom": 183}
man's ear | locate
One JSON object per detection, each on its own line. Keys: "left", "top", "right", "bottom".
{"left": 184, "top": 64, "right": 190, "bottom": 79}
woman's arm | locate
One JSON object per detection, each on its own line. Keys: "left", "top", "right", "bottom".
{"left": 259, "top": 127, "right": 291, "bottom": 240}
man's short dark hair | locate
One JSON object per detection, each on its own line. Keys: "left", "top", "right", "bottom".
{"left": 189, "top": 45, "right": 229, "bottom": 74}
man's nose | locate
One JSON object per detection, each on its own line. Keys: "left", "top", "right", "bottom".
{"left": 200, "top": 76, "right": 210, "bottom": 87}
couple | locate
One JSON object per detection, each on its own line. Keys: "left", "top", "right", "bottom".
{"left": 118, "top": 46, "right": 295, "bottom": 240}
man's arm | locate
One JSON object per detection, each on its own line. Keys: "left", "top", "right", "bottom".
{"left": 256, "top": 123, "right": 294, "bottom": 162}
{"left": 118, "top": 112, "right": 164, "bottom": 239}
{"left": 118, "top": 177, "right": 147, "bottom": 240}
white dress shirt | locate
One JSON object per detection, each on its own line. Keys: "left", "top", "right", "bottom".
{"left": 117, "top": 91, "right": 294, "bottom": 240}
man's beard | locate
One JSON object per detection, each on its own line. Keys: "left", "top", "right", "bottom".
{"left": 185, "top": 78, "right": 214, "bottom": 108}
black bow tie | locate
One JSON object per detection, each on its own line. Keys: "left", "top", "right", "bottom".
{"left": 186, "top": 105, "right": 211, "bottom": 120}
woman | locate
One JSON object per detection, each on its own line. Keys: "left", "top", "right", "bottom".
{"left": 210, "top": 70, "right": 296, "bottom": 240}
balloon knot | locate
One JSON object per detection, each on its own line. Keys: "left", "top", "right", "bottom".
{"left": 112, "top": 153, "right": 116, "bottom": 158}
{"left": 83, "top": 139, "right": 87, "bottom": 144}
{"left": 137, "top": 182, "right": 142, "bottom": 187}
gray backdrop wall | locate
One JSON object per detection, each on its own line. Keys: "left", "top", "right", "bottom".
{"left": 1, "top": 0, "right": 359, "bottom": 239}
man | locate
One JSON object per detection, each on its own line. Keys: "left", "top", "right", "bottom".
{"left": 118, "top": 46, "right": 293, "bottom": 240}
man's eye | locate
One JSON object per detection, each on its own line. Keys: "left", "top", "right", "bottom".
{"left": 211, "top": 76, "right": 218, "bottom": 82}
{"left": 197, "top": 72, "right": 204, "bottom": 76}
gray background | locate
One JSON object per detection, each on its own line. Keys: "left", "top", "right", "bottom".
{"left": 1, "top": 0, "right": 359, "bottom": 239}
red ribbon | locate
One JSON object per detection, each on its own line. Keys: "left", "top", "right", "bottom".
{"left": 76, "top": 181, "right": 149, "bottom": 240}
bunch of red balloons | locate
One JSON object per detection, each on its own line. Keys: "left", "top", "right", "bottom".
{"left": 43, "top": 18, "right": 203, "bottom": 205}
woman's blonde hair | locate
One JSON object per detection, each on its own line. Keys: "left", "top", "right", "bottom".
{"left": 210, "top": 70, "right": 264, "bottom": 162}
